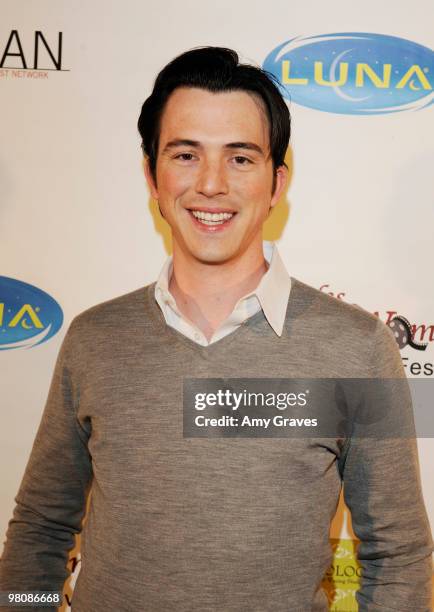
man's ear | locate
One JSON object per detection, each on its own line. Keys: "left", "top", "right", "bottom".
{"left": 270, "top": 165, "right": 288, "bottom": 209}
{"left": 143, "top": 157, "right": 159, "bottom": 200}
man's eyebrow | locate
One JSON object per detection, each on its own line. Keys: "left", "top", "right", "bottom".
{"left": 162, "top": 139, "right": 200, "bottom": 152}
{"left": 162, "top": 139, "right": 266, "bottom": 156}
{"left": 225, "top": 142, "right": 265, "bottom": 156}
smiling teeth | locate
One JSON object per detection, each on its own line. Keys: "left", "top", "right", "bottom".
{"left": 191, "top": 210, "right": 234, "bottom": 224}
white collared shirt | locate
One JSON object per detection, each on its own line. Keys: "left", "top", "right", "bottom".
{"left": 154, "top": 241, "right": 291, "bottom": 346}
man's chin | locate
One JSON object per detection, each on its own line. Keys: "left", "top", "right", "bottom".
{"left": 187, "top": 246, "right": 239, "bottom": 266}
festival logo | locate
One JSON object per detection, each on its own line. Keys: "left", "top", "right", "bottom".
{"left": 0, "top": 276, "right": 63, "bottom": 350}
{"left": 263, "top": 33, "right": 433, "bottom": 115}
{"left": 319, "top": 284, "right": 432, "bottom": 349}
{"left": 319, "top": 284, "right": 433, "bottom": 376}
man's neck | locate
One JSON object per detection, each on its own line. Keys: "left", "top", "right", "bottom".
{"left": 169, "top": 243, "right": 268, "bottom": 341}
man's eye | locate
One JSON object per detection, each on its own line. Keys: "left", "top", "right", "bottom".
{"left": 233, "top": 156, "right": 252, "bottom": 165}
{"left": 175, "top": 153, "right": 195, "bottom": 161}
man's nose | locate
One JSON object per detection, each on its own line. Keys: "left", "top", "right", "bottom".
{"left": 195, "top": 160, "right": 229, "bottom": 197}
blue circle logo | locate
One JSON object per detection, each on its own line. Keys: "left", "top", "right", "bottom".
{"left": 0, "top": 276, "right": 63, "bottom": 350}
{"left": 263, "top": 33, "right": 433, "bottom": 115}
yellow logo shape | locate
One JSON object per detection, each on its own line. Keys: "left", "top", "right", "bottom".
{"left": 322, "top": 538, "right": 361, "bottom": 610}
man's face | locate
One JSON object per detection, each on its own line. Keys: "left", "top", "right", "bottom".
{"left": 144, "top": 87, "right": 287, "bottom": 264}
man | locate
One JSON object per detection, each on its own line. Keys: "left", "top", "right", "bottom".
{"left": 0, "top": 47, "right": 432, "bottom": 611}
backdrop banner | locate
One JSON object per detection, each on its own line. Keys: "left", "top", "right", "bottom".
{"left": 1, "top": 1, "right": 433, "bottom": 609}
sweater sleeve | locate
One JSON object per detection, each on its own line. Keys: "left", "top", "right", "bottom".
{"left": 0, "top": 319, "right": 93, "bottom": 610}
{"left": 339, "top": 319, "right": 433, "bottom": 611}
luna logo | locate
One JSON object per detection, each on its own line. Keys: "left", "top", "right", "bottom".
{"left": 263, "top": 32, "right": 433, "bottom": 114}
{"left": 0, "top": 276, "right": 63, "bottom": 350}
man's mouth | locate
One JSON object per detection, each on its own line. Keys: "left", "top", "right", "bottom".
{"left": 187, "top": 209, "right": 236, "bottom": 230}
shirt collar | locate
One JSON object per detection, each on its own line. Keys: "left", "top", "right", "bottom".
{"left": 154, "top": 241, "right": 291, "bottom": 337}
{"left": 254, "top": 241, "right": 291, "bottom": 336}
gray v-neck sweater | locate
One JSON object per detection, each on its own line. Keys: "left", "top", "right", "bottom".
{"left": 0, "top": 278, "right": 432, "bottom": 611}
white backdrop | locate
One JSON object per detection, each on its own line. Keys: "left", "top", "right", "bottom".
{"left": 1, "top": 1, "right": 433, "bottom": 609}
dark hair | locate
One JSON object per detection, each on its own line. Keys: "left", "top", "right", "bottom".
{"left": 137, "top": 46, "right": 290, "bottom": 180}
